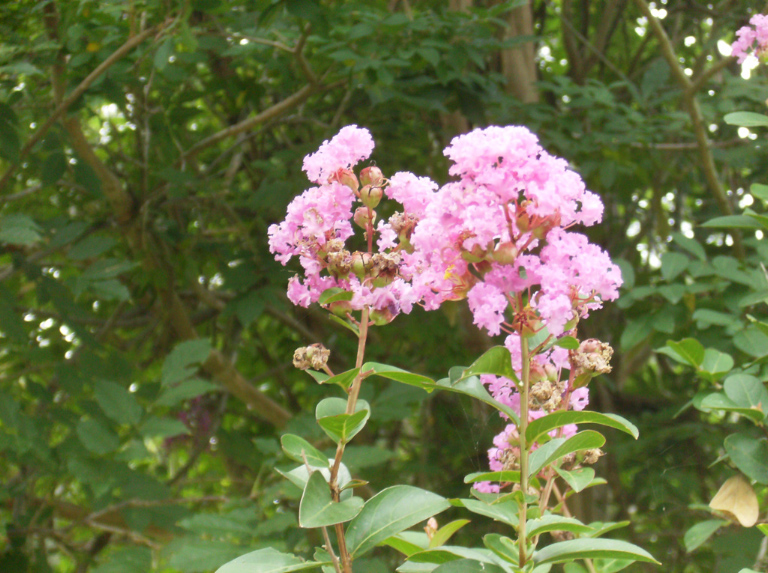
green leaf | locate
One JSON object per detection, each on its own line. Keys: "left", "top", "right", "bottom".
{"left": 758, "top": 523, "right": 768, "bottom": 537}
{"left": 431, "top": 559, "right": 506, "bottom": 573}
{"left": 724, "top": 111, "right": 768, "bottom": 127}
{"left": 362, "top": 362, "right": 436, "bottom": 390}
{"left": 428, "top": 520, "right": 471, "bottom": 548}
{"left": 701, "top": 215, "right": 762, "bottom": 230}
{"left": 345, "top": 486, "right": 450, "bottom": 558}
{"left": 734, "top": 327, "right": 768, "bottom": 358}
{"left": 154, "top": 38, "right": 173, "bottom": 70}
{"left": 532, "top": 539, "right": 660, "bottom": 565}
{"left": 526, "top": 515, "right": 593, "bottom": 537}
{"left": 554, "top": 467, "right": 596, "bottom": 493}
{"left": 0, "top": 214, "right": 42, "bottom": 246}
{"left": 299, "top": 470, "right": 364, "bottom": 527}
{"left": 167, "top": 538, "right": 245, "bottom": 573}
{"left": 383, "top": 534, "right": 427, "bottom": 558}
{"left": 155, "top": 378, "right": 218, "bottom": 407}
{"left": 528, "top": 431, "right": 606, "bottom": 477}
{"left": 751, "top": 183, "right": 768, "bottom": 204}
{"left": 460, "top": 346, "right": 519, "bottom": 383}
{"left": 671, "top": 232, "right": 707, "bottom": 261}
{"left": 583, "top": 521, "right": 630, "bottom": 538}
{"left": 724, "top": 433, "right": 768, "bottom": 484}
{"left": 699, "top": 349, "right": 734, "bottom": 379}
{"left": 683, "top": 519, "right": 727, "bottom": 553}
{"left": 281, "top": 434, "right": 329, "bottom": 468}
{"left": 483, "top": 534, "right": 518, "bottom": 565}
{"left": 94, "top": 379, "right": 143, "bottom": 425}
{"left": 464, "top": 471, "right": 520, "bottom": 484}
{"left": 92, "top": 546, "right": 151, "bottom": 573}
{"left": 215, "top": 548, "right": 329, "bottom": 573}
{"left": 724, "top": 374, "right": 768, "bottom": 415}
{"left": 162, "top": 339, "right": 212, "bottom": 385}
{"left": 663, "top": 338, "right": 705, "bottom": 367}
{"left": 307, "top": 368, "right": 359, "bottom": 389}
{"left": 318, "top": 287, "right": 354, "bottom": 305}
{"left": 435, "top": 369, "right": 520, "bottom": 425}
{"left": 77, "top": 419, "right": 120, "bottom": 455}
{"left": 139, "top": 417, "right": 190, "bottom": 438}
{"left": 68, "top": 235, "right": 118, "bottom": 260}
{"left": 554, "top": 336, "right": 579, "bottom": 350}
{"left": 456, "top": 498, "right": 519, "bottom": 528}
{"left": 315, "top": 398, "right": 370, "bottom": 444}
{"left": 526, "top": 411, "right": 638, "bottom": 443}
{"left": 697, "top": 393, "right": 765, "bottom": 423}
{"left": 41, "top": 152, "right": 67, "bottom": 187}
{"left": 0, "top": 117, "right": 20, "bottom": 163}
{"left": 661, "top": 252, "right": 689, "bottom": 281}
{"left": 328, "top": 313, "right": 359, "bottom": 336}
{"left": 278, "top": 463, "right": 352, "bottom": 499}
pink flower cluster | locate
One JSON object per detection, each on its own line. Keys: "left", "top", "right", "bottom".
{"left": 732, "top": 14, "right": 768, "bottom": 63}
{"left": 409, "top": 126, "right": 621, "bottom": 337}
{"left": 268, "top": 126, "right": 436, "bottom": 321}
{"left": 474, "top": 335, "right": 589, "bottom": 494}
{"left": 271, "top": 125, "right": 621, "bottom": 493}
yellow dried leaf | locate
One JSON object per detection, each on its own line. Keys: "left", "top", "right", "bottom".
{"left": 709, "top": 475, "right": 758, "bottom": 527}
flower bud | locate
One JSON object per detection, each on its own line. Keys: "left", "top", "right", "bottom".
{"left": 571, "top": 339, "right": 613, "bottom": 388}
{"left": 353, "top": 206, "right": 376, "bottom": 229}
{"left": 492, "top": 242, "right": 518, "bottom": 265}
{"left": 370, "top": 306, "right": 395, "bottom": 325}
{"left": 581, "top": 448, "right": 604, "bottom": 465}
{"left": 424, "top": 518, "right": 438, "bottom": 541}
{"left": 360, "top": 185, "right": 383, "bottom": 209}
{"left": 329, "top": 168, "right": 359, "bottom": 192}
{"left": 351, "top": 251, "right": 372, "bottom": 279}
{"left": 293, "top": 343, "right": 330, "bottom": 370}
{"left": 327, "top": 249, "right": 352, "bottom": 279}
{"left": 328, "top": 300, "right": 353, "bottom": 318}
{"left": 360, "top": 166, "right": 384, "bottom": 187}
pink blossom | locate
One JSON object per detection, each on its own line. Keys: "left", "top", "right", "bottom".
{"left": 731, "top": 14, "right": 768, "bottom": 63}
{"left": 302, "top": 125, "right": 375, "bottom": 184}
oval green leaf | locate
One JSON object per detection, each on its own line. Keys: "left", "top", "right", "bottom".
{"left": 526, "top": 515, "right": 593, "bottom": 538}
{"left": 724, "top": 111, "right": 768, "bottom": 127}
{"left": 459, "top": 346, "right": 519, "bottom": 383}
{"left": 528, "top": 430, "right": 606, "bottom": 478}
{"left": 299, "top": 470, "right": 364, "bottom": 528}
{"left": 554, "top": 467, "right": 595, "bottom": 493}
{"left": 683, "top": 519, "right": 727, "bottom": 553}
{"left": 724, "top": 433, "right": 768, "bottom": 484}
{"left": 345, "top": 485, "right": 450, "bottom": 558}
{"left": 316, "top": 398, "right": 370, "bottom": 444}
{"left": 318, "top": 287, "right": 354, "bottom": 305}
{"left": 464, "top": 471, "right": 520, "bottom": 484}
{"left": 532, "top": 538, "right": 660, "bottom": 565}
{"left": 215, "top": 548, "right": 329, "bottom": 573}
{"left": 362, "top": 362, "right": 436, "bottom": 391}
{"left": 526, "top": 411, "right": 638, "bottom": 443}
{"left": 281, "top": 434, "right": 329, "bottom": 468}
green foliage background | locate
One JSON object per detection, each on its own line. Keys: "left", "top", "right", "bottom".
{"left": 1, "top": 0, "right": 767, "bottom": 571}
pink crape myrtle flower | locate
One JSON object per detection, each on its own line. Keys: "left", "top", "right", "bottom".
{"left": 732, "top": 14, "right": 768, "bottom": 63}
{"left": 416, "top": 126, "right": 620, "bottom": 494}
{"left": 410, "top": 125, "right": 622, "bottom": 338}
{"left": 268, "top": 126, "right": 440, "bottom": 320}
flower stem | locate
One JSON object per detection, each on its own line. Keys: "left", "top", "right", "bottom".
{"left": 328, "top": 305, "right": 370, "bottom": 573}
{"left": 518, "top": 335, "right": 531, "bottom": 566}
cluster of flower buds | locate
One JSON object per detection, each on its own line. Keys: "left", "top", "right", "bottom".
{"left": 293, "top": 343, "right": 330, "bottom": 371}
{"left": 571, "top": 339, "right": 613, "bottom": 388}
